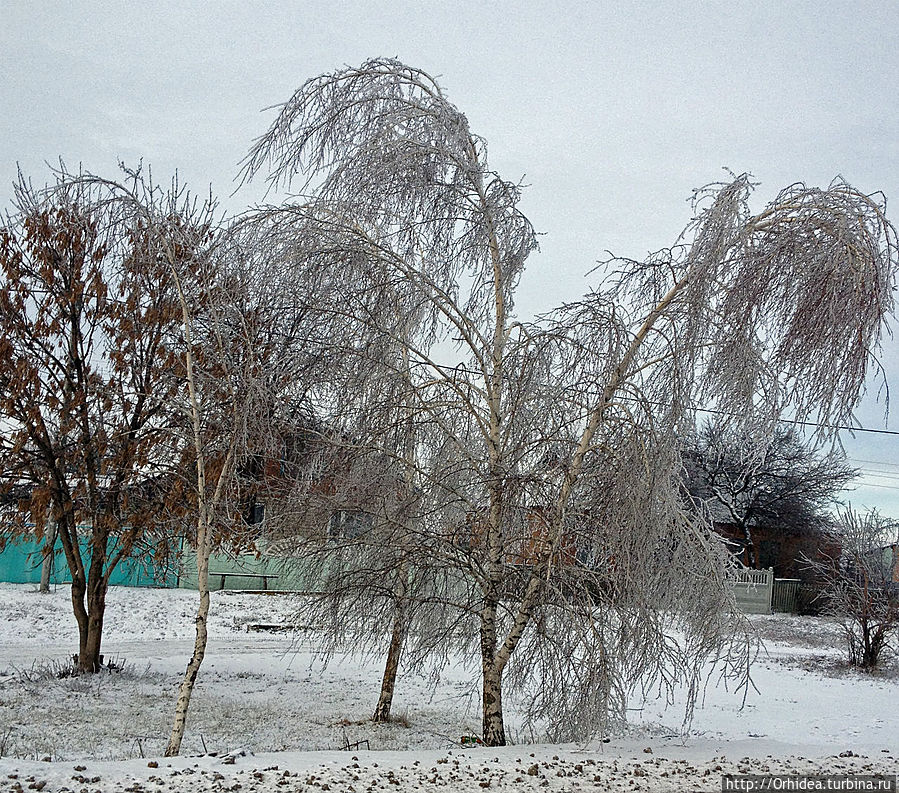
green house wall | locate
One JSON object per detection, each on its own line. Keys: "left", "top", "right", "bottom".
{"left": 0, "top": 532, "right": 179, "bottom": 588}
{"left": 177, "top": 546, "right": 321, "bottom": 592}
{"left": 0, "top": 530, "right": 322, "bottom": 592}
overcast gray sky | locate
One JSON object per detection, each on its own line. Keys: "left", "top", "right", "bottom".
{"left": 3, "top": 0, "right": 899, "bottom": 514}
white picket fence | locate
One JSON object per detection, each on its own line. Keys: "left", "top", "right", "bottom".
{"left": 728, "top": 566, "right": 774, "bottom": 614}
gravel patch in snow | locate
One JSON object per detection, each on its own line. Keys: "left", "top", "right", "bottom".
{"left": 0, "top": 747, "right": 896, "bottom": 792}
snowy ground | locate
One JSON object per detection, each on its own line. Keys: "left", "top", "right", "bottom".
{"left": 0, "top": 583, "right": 895, "bottom": 791}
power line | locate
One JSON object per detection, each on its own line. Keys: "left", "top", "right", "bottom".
{"left": 856, "top": 472, "right": 899, "bottom": 482}
{"left": 850, "top": 481, "right": 899, "bottom": 493}
{"left": 849, "top": 458, "right": 899, "bottom": 468}
{"left": 428, "top": 359, "right": 899, "bottom": 438}
{"left": 689, "top": 404, "right": 899, "bottom": 438}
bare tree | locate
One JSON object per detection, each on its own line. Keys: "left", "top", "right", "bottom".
{"left": 164, "top": 207, "right": 354, "bottom": 755}
{"left": 684, "top": 421, "right": 856, "bottom": 572}
{"left": 807, "top": 507, "right": 899, "bottom": 669}
{"left": 0, "top": 167, "right": 210, "bottom": 672}
{"left": 162, "top": 233, "right": 230, "bottom": 758}
{"left": 243, "top": 59, "right": 899, "bottom": 745}
{"left": 252, "top": 357, "right": 435, "bottom": 725}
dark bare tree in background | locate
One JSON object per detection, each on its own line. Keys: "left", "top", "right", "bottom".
{"left": 684, "top": 422, "right": 856, "bottom": 572}
{"left": 243, "top": 60, "right": 899, "bottom": 745}
{"left": 807, "top": 507, "right": 899, "bottom": 669}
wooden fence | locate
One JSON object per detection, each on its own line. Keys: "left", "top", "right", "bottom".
{"left": 772, "top": 578, "right": 802, "bottom": 613}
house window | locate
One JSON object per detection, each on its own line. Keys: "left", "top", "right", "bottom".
{"left": 244, "top": 500, "right": 265, "bottom": 526}
{"left": 328, "top": 510, "right": 373, "bottom": 541}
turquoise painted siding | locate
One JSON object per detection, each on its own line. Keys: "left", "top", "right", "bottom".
{"left": 177, "top": 546, "right": 322, "bottom": 592}
{"left": 0, "top": 532, "right": 179, "bottom": 588}
{"left": 0, "top": 529, "right": 320, "bottom": 591}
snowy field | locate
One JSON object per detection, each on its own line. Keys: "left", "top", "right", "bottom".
{"left": 0, "top": 583, "right": 895, "bottom": 791}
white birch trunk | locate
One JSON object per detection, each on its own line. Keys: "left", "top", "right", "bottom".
{"left": 165, "top": 271, "right": 228, "bottom": 757}
{"left": 165, "top": 513, "right": 211, "bottom": 756}
{"left": 372, "top": 569, "right": 407, "bottom": 723}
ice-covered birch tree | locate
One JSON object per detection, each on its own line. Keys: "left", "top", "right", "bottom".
{"left": 243, "top": 59, "right": 899, "bottom": 745}
{"left": 164, "top": 208, "right": 349, "bottom": 755}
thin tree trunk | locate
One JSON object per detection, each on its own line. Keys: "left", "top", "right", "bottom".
{"left": 166, "top": 522, "right": 211, "bottom": 756}
{"left": 481, "top": 621, "right": 506, "bottom": 747}
{"left": 862, "top": 621, "right": 874, "bottom": 668}
{"left": 39, "top": 517, "right": 57, "bottom": 593}
{"left": 373, "top": 345, "right": 416, "bottom": 724}
{"left": 482, "top": 665, "right": 505, "bottom": 746}
{"left": 83, "top": 582, "right": 106, "bottom": 672}
{"left": 70, "top": 578, "right": 106, "bottom": 673}
{"left": 373, "top": 612, "right": 406, "bottom": 722}
{"left": 373, "top": 566, "right": 408, "bottom": 723}
{"left": 76, "top": 530, "right": 110, "bottom": 673}
{"left": 165, "top": 269, "right": 233, "bottom": 757}
{"left": 54, "top": 508, "right": 92, "bottom": 671}
{"left": 742, "top": 524, "right": 757, "bottom": 568}
{"left": 70, "top": 574, "right": 90, "bottom": 669}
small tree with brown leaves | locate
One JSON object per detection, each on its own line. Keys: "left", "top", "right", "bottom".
{"left": 0, "top": 168, "right": 213, "bottom": 673}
